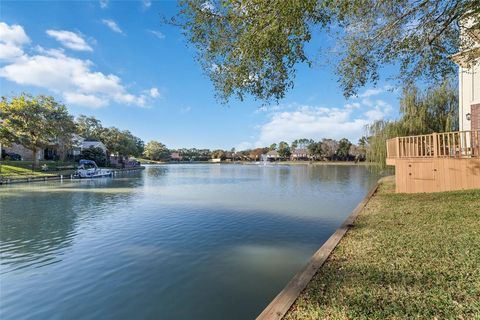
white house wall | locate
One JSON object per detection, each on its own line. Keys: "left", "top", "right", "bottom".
{"left": 459, "top": 60, "right": 480, "bottom": 131}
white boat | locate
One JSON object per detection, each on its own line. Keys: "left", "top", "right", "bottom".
{"left": 76, "top": 159, "right": 112, "bottom": 178}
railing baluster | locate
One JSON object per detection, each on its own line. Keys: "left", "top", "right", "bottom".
{"left": 385, "top": 130, "right": 480, "bottom": 160}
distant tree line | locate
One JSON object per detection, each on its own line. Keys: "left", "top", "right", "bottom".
{"left": 141, "top": 138, "right": 367, "bottom": 163}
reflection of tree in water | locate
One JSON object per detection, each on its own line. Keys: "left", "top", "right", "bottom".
{"left": 0, "top": 192, "right": 78, "bottom": 272}
{"left": 146, "top": 166, "right": 168, "bottom": 178}
{"left": 0, "top": 181, "right": 139, "bottom": 273}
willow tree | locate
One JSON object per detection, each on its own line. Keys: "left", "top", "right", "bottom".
{"left": 0, "top": 94, "right": 75, "bottom": 168}
{"left": 175, "top": 0, "right": 479, "bottom": 102}
{"left": 399, "top": 80, "right": 458, "bottom": 134}
{"left": 367, "top": 80, "right": 458, "bottom": 168}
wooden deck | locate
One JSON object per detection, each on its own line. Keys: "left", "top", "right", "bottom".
{"left": 386, "top": 131, "right": 480, "bottom": 193}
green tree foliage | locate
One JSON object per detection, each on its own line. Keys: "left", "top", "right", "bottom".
{"left": 176, "top": 0, "right": 325, "bottom": 102}
{"left": 292, "top": 138, "right": 315, "bottom": 150}
{"left": 80, "top": 146, "right": 108, "bottom": 167}
{"left": 176, "top": 148, "right": 212, "bottom": 161}
{"left": 75, "top": 115, "right": 144, "bottom": 157}
{"left": 277, "top": 141, "right": 291, "bottom": 158}
{"left": 76, "top": 115, "right": 104, "bottom": 140}
{"left": 100, "top": 128, "right": 135, "bottom": 157}
{"left": 176, "top": 0, "right": 479, "bottom": 101}
{"left": 326, "top": 0, "right": 478, "bottom": 96}
{"left": 211, "top": 149, "right": 226, "bottom": 160}
{"left": 336, "top": 138, "right": 352, "bottom": 160}
{"left": 399, "top": 80, "right": 458, "bottom": 134}
{"left": 269, "top": 143, "right": 277, "bottom": 151}
{"left": 143, "top": 140, "right": 170, "bottom": 161}
{"left": 0, "top": 94, "right": 75, "bottom": 168}
{"left": 307, "top": 141, "right": 323, "bottom": 160}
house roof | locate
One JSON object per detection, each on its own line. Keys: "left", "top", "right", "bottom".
{"left": 266, "top": 150, "right": 279, "bottom": 156}
{"left": 83, "top": 140, "right": 106, "bottom": 151}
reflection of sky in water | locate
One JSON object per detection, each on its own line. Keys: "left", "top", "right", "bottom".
{"left": 0, "top": 164, "right": 378, "bottom": 320}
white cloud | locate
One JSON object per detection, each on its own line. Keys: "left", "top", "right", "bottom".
{"left": 46, "top": 30, "right": 93, "bottom": 52}
{"left": 0, "top": 22, "right": 30, "bottom": 45}
{"left": 102, "top": 19, "right": 123, "bottom": 34}
{"left": 358, "top": 85, "right": 395, "bottom": 98}
{"left": 359, "top": 88, "right": 383, "bottom": 98}
{"left": 64, "top": 92, "right": 108, "bottom": 108}
{"left": 0, "top": 22, "right": 30, "bottom": 61}
{"left": 0, "top": 43, "right": 25, "bottom": 61}
{"left": 0, "top": 22, "right": 158, "bottom": 108}
{"left": 256, "top": 106, "right": 368, "bottom": 145}
{"left": 241, "top": 98, "right": 393, "bottom": 148}
{"left": 236, "top": 141, "right": 254, "bottom": 151}
{"left": 148, "top": 30, "right": 165, "bottom": 40}
{"left": 142, "top": 0, "right": 152, "bottom": 8}
{"left": 99, "top": 0, "right": 108, "bottom": 9}
{"left": 149, "top": 87, "right": 160, "bottom": 98}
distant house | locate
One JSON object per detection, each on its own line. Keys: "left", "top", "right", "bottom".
{"left": 82, "top": 140, "right": 107, "bottom": 153}
{"left": 290, "top": 148, "right": 309, "bottom": 161}
{"left": 2, "top": 134, "right": 107, "bottom": 161}
{"left": 2, "top": 143, "right": 44, "bottom": 161}
{"left": 262, "top": 150, "right": 280, "bottom": 162}
{"left": 170, "top": 152, "right": 182, "bottom": 162}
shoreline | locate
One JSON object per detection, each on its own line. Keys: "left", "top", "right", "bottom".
{"left": 0, "top": 166, "right": 145, "bottom": 185}
{"left": 144, "top": 161, "right": 372, "bottom": 166}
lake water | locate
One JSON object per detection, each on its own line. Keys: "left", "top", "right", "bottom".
{"left": 0, "top": 164, "right": 378, "bottom": 320}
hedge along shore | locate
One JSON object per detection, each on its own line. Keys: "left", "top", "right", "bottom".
{"left": 257, "top": 178, "right": 382, "bottom": 320}
{"left": 0, "top": 166, "right": 145, "bottom": 185}
{"left": 267, "top": 176, "right": 480, "bottom": 320}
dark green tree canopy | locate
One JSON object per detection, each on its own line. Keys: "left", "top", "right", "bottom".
{"left": 75, "top": 115, "right": 144, "bottom": 157}
{"left": 277, "top": 141, "right": 291, "bottom": 158}
{"left": 0, "top": 94, "right": 75, "bottom": 165}
{"left": 143, "top": 140, "right": 170, "bottom": 161}
{"left": 176, "top": 0, "right": 479, "bottom": 101}
{"left": 336, "top": 138, "right": 352, "bottom": 160}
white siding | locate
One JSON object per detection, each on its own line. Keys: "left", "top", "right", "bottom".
{"left": 459, "top": 60, "right": 480, "bottom": 131}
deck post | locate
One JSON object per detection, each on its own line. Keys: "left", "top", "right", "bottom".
{"left": 432, "top": 133, "right": 438, "bottom": 157}
{"left": 395, "top": 137, "right": 400, "bottom": 158}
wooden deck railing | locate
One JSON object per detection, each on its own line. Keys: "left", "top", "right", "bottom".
{"left": 386, "top": 130, "right": 480, "bottom": 160}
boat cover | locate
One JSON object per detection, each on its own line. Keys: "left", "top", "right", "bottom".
{"left": 79, "top": 159, "right": 98, "bottom": 167}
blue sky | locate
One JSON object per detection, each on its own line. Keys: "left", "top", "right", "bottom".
{"left": 0, "top": 0, "right": 401, "bottom": 150}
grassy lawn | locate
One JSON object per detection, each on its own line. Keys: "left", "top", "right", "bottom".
{"left": 136, "top": 158, "right": 166, "bottom": 164}
{"left": 285, "top": 177, "right": 480, "bottom": 319}
{"left": 0, "top": 161, "right": 77, "bottom": 179}
{"left": 0, "top": 165, "right": 56, "bottom": 178}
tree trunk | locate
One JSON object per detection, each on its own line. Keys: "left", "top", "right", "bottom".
{"left": 32, "top": 148, "right": 38, "bottom": 171}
